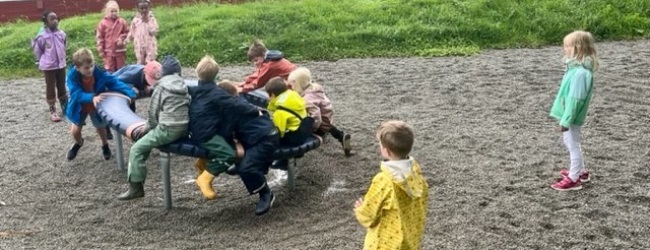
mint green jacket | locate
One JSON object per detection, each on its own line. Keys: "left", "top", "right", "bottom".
{"left": 549, "top": 59, "right": 595, "bottom": 127}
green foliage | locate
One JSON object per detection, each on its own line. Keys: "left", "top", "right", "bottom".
{"left": 0, "top": 0, "right": 647, "bottom": 78}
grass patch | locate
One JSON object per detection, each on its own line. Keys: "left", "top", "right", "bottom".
{"left": 0, "top": 0, "right": 647, "bottom": 79}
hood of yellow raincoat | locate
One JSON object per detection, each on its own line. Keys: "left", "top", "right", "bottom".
{"left": 380, "top": 157, "right": 425, "bottom": 199}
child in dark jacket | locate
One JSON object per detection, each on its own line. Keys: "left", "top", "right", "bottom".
{"left": 32, "top": 11, "right": 68, "bottom": 122}
{"left": 189, "top": 55, "right": 278, "bottom": 216}
{"left": 65, "top": 48, "right": 136, "bottom": 161}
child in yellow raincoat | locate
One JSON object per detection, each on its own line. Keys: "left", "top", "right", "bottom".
{"left": 354, "top": 120, "right": 429, "bottom": 250}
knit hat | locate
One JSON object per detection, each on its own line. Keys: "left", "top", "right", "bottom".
{"left": 144, "top": 61, "right": 162, "bottom": 86}
{"left": 161, "top": 55, "right": 182, "bottom": 76}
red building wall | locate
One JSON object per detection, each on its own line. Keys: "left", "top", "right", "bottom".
{"left": 0, "top": 0, "right": 244, "bottom": 23}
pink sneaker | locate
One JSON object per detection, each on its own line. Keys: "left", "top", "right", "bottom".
{"left": 551, "top": 176, "right": 582, "bottom": 191}
{"left": 559, "top": 168, "right": 590, "bottom": 183}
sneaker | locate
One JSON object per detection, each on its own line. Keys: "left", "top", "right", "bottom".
{"left": 342, "top": 133, "right": 352, "bottom": 157}
{"left": 67, "top": 140, "right": 83, "bottom": 160}
{"left": 106, "top": 127, "right": 114, "bottom": 140}
{"left": 551, "top": 176, "right": 582, "bottom": 191}
{"left": 102, "top": 144, "right": 111, "bottom": 160}
{"left": 50, "top": 107, "right": 62, "bottom": 122}
{"left": 559, "top": 168, "right": 590, "bottom": 183}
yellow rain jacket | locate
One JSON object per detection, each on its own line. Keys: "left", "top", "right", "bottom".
{"left": 267, "top": 89, "right": 307, "bottom": 137}
{"left": 355, "top": 158, "right": 429, "bottom": 250}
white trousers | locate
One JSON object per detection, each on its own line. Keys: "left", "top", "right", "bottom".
{"left": 563, "top": 126, "right": 585, "bottom": 181}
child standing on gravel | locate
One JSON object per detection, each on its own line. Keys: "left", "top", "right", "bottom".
{"left": 31, "top": 11, "right": 68, "bottom": 122}
{"left": 126, "top": 0, "right": 158, "bottom": 64}
{"left": 288, "top": 67, "right": 352, "bottom": 156}
{"left": 354, "top": 120, "right": 428, "bottom": 249}
{"left": 96, "top": 0, "right": 129, "bottom": 72}
{"left": 549, "top": 30, "right": 598, "bottom": 191}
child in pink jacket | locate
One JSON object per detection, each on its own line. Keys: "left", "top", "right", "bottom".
{"left": 32, "top": 10, "right": 67, "bottom": 122}
{"left": 288, "top": 67, "right": 352, "bottom": 156}
{"left": 96, "top": 1, "right": 129, "bottom": 72}
{"left": 126, "top": 0, "right": 158, "bottom": 64}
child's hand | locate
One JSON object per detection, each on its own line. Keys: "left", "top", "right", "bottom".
{"left": 92, "top": 95, "right": 105, "bottom": 107}
{"left": 559, "top": 126, "right": 569, "bottom": 132}
{"left": 354, "top": 197, "right": 363, "bottom": 209}
{"left": 236, "top": 85, "right": 243, "bottom": 93}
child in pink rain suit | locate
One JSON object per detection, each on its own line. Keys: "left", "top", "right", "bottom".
{"left": 96, "top": 1, "right": 129, "bottom": 72}
{"left": 126, "top": 0, "right": 158, "bottom": 64}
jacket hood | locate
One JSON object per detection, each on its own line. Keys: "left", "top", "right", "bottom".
{"left": 566, "top": 56, "right": 595, "bottom": 71}
{"left": 275, "top": 90, "right": 305, "bottom": 112}
{"left": 380, "top": 157, "right": 424, "bottom": 199}
{"left": 157, "top": 74, "right": 188, "bottom": 95}
{"left": 265, "top": 50, "right": 284, "bottom": 61}
{"left": 304, "top": 83, "right": 324, "bottom": 94}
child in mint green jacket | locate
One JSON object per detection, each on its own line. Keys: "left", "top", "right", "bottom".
{"left": 549, "top": 30, "right": 599, "bottom": 191}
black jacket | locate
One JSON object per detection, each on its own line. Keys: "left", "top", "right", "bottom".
{"left": 188, "top": 80, "right": 259, "bottom": 144}
{"left": 235, "top": 110, "right": 277, "bottom": 147}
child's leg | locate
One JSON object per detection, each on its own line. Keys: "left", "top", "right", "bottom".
{"left": 90, "top": 112, "right": 113, "bottom": 159}
{"left": 145, "top": 42, "right": 157, "bottom": 63}
{"left": 55, "top": 68, "right": 68, "bottom": 112}
{"left": 135, "top": 47, "right": 145, "bottom": 65}
{"left": 103, "top": 56, "right": 114, "bottom": 73}
{"left": 70, "top": 123, "right": 83, "bottom": 145}
{"left": 329, "top": 126, "right": 344, "bottom": 142}
{"left": 197, "top": 135, "right": 236, "bottom": 200}
{"left": 563, "top": 126, "right": 584, "bottom": 182}
{"left": 329, "top": 125, "right": 352, "bottom": 156}
{"left": 127, "top": 127, "right": 186, "bottom": 183}
{"left": 238, "top": 134, "right": 279, "bottom": 215}
{"left": 118, "top": 127, "right": 186, "bottom": 200}
{"left": 145, "top": 50, "right": 157, "bottom": 64}
{"left": 43, "top": 70, "right": 57, "bottom": 106}
{"left": 67, "top": 123, "right": 84, "bottom": 160}
{"left": 115, "top": 54, "right": 126, "bottom": 71}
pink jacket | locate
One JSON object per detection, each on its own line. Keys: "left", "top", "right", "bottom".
{"left": 301, "top": 83, "right": 334, "bottom": 132}
{"left": 96, "top": 16, "right": 129, "bottom": 56}
{"left": 127, "top": 12, "right": 158, "bottom": 51}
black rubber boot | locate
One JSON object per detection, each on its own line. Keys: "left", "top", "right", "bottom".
{"left": 117, "top": 182, "right": 145, "bottom": 200}
{"left": 255, "top": 185, "right": 275, "bottom": 216}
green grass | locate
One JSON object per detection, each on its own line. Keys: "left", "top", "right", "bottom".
{"left": 0, "top": 0, "right": 647, "bottom": 79}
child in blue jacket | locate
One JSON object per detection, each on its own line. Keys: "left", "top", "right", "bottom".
{"left": 65, "top": 48, "right": 136, "bottom": 161}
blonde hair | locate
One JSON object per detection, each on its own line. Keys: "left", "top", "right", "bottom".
{"left": 72, "top": 48, "right": 94, "bottom": 66}
{"left": 196, "top": 55, "right": 219, "bottom": 81}
{"left": 218, "top": 80, "right": 238, "bottom": 96}
{"left": 247, "top": 39, "right": 267, "bottom": 60}
{"left": 563, "top": 30, "right": 599, "bottom": 71}
{"left": 288, "top": 67, "right": 312, "bottom": 94}
{"left": 376, "top": 120, "right": 414, "bottom": 158}
{"left": 103, "top": 1, "right": 120, "bottom": 16}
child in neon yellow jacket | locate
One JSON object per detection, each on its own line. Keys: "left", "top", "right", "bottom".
{"left": 354, "top": 120, "right": 428, "bottom": 250}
